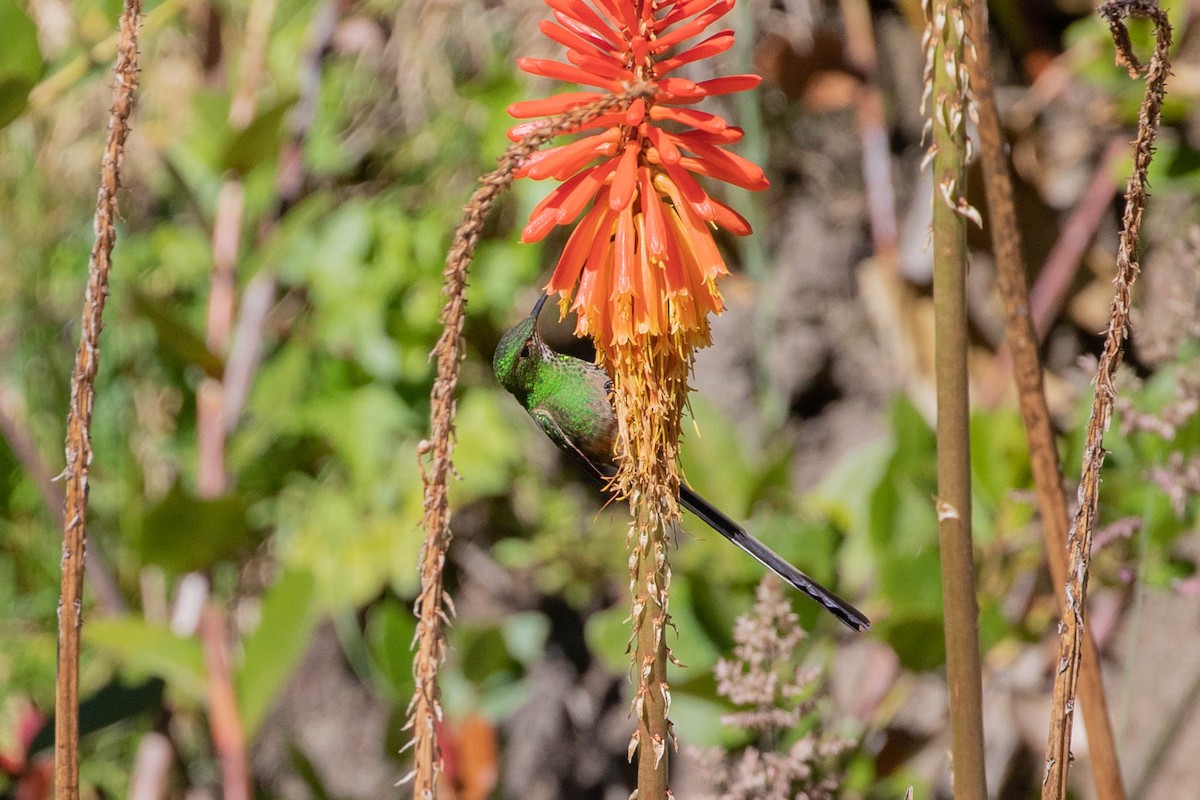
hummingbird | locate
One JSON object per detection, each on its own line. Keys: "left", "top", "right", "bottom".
{"left": 493, "top": 293, "right": 870, "bottom": 632}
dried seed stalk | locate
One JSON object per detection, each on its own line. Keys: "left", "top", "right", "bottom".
{"left": 963, "top": 2, "right": 1126, "bottom": 798}
{"left": 56, "top": 0, "right": 143, "bottom": 797}
{"left": 1042, "top": 3, "right": 1171, "bottom": 798}
{"left": 407, "top": 83, "right": 655, "bottom": 799}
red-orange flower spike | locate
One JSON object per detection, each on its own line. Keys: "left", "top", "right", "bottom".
{"left": 509, "top": 0, "right": 767, "bottom": 355}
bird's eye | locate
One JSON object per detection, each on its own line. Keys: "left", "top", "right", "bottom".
{"left": 519, "top": 342, "right": 532, "bottom": 358}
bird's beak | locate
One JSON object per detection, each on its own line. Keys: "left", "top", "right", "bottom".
{"left": 530, "top": 292, "right": 550, "bottom": 321}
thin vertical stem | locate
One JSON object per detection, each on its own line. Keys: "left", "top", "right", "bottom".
{"left": 193, "top": 3, "right": 279, "bottom": 797}
{"left": 199, "top": 607, "right": 250, "bottom": 800}
{"left": 1042, "top": 3, "right": 1171, "bottom": 797}
{"left": 925, "top": 0, "right": 987, "bottom": 796}
{"left": 407, "top": 86, "right": 654, "bottom": 798}
{"left": 839, "top": 0, "right": 899, "bottom": 263}
{"left": 630, "top": 508, "right": 674, "bottom": 797}
{"left": 964, "top": 3, "right": 1126, "bottom": 799}
{"left": 56, "top": 0, "right": 143, "bottom": 797}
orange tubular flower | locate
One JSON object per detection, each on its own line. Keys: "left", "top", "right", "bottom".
{"left": 509, "top": 0, "right": 767, "bottom": 358}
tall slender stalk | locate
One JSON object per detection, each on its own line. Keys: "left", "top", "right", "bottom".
{"left": 924, "top": 0, "right": 987, "bottom": 796}
{"left": 629, "top": 505, "right": 675, "bottom": 796}
{"left": 1042, "top": 3, "right": 1171, "bottom": 797}
{"left": 56, "top": 1, "right": 143, "bottom": 797}
{"left": 406, "top": 85, "right": 654, "bottom": 798}
{"left": 963, "top": 4, "right": 1126, "bottom": 799}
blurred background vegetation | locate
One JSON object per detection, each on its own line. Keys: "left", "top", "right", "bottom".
{"left": 2, "top": 0, "right": 1200, "bottom": 797}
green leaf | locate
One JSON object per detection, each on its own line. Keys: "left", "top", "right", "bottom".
{"left": 668, "top": 689, "right": 744, "bottom": 748}
{"left": 138, "top": 484, "right": 253, "bottom": 573}
{"left": 501, "top": 612, "right": 550, "bottom": 666}
{"left": 86, "top": 617, "right": 206, "bottom": 702}
{"left": 130, "top": 290, "right": 223, "bottom": 377}
{"left": 680, "top": 397, "right": 760, "bottom": 517}
{"left": 219, "top": 96, "right": 298, "bottom": 174}
{"left": 879, "top": 614, "right": 946, "bottom": 672}
{"left": 0, "top": 0, "right": 43, "bottom": 129}
{"left": 666, "top": 575, "right": 722, "bottom": 674}
{"left": 970, "top": 410, "right": 1030, "bottom": 508}
{"left": 365, "top": 598, "right": 417, "bottom": 701}
{"left": 28, "top": 679, "right": 165, "bottom": 756}
{"left": 449, "top": 390, "right": 524, "bottom": 503}
{"left": 237, "top": 569, "right": 319, "bottom": 737}
{"left": 584, "top": 604, "right": 633, "bottom": 675}
{"left": 454, "top": 624, "right": 517, "bottom": 685}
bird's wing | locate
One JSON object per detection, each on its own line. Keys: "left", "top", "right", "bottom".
{"left": 529, "top": 407, "right": 615, "bottom": 485}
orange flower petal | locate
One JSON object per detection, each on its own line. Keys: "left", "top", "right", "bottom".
{"left": 659, "top": 211, "right": 689, "bottom": 294}
{"left": 554, "top": 159, "right": 618, "bottom": 224}
{"left": 671, "top": 127, "right": 744, "bottom": 145}
{"left": 695, "top": 74, "right": 761, "bottom": 95}
{"left": 516, "top": 57, "right": 623, "bottom": 91}
{"left": 609, "top": 141, "right": 641, "bottom": 211}
{"left": 546, "top": 0, "right": 623, "bottom": 48}
{"left": 593, "top": 0, "right": 636, "bottom": 30}
{"left": 648, "top": 105, "right": 728, "bottom": 133}
{"left": 659, "top": 161, "right": 715, "bottom": 220}
{"left": 662, "top": 188, "right": 725, "bottom": 280}
{"left": 678, "top": 150, "right": 769, "bottom": 191}
{"left": 526, "top": 166, "right": 585, "bottom": 217}
{"left": 644, "top": 125, "right": 681, "bottom": 165}
{"left": 639, "top": 168, "right": 669, "bottom": 257}
{"left": 508, "top": 91, "right": 603, "bottom": 119}
{"left": 709, "top": 197, "right": 752, "bottom": 236}
{"left": 552, "top": 10, "right": 615, "bottom": 51}
{"left": 625, "top": 97, "right": 646, "bottom": 126}
{"left": 522, "top": 205, "right": 561, "bottom": 243}
{"left": 650, "top": 0, "right": 733, "bottom": 51}
{"left": 507, "top": 120, "right": 549, "bottom": 142}
{"left": 655, "top": 31, "right": 734, "bottom": 75}
{"left": 566, "top": 48, "right": 633, "bottom": 81}
{"left": 658, "top": 0, "right": 717, "bottom": 30}
{"left": 526, "top": 130, "right": 620, "bottom": 180}
{"left": 547, "top": 201, "right": 610, "bottom": 293}
{"left": 634, "top": 213, "right": 665, "bottom": 335}
{"left": 538, "top": 19, "right": 614, "bottom": 59}
{"left": 681, "top": 155, "right": 763, "bottom": 194}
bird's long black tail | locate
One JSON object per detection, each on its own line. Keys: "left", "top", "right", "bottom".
{"left": 679, "top": 484, "right": 871, "bottom": 632}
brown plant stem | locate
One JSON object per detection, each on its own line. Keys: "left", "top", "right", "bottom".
{"left": 609, "top": 342, "right": 690, "bottom": 799}
{"left": 407, "top": 83, "right": 654, "bottom": 799}
{"left": 629, "top": 505, "right": 674, "bottom": 796}
{"left": 55, "top": 0, "right": 142, "bottom": 796}
{"left": 964, "top": 5, "right": 1127, "bottom": 800}
{"left": 979, "top": 138, "right": 1124, "bottom": 408}
{"left": 1042, "top": 3, "right": 1171, "bottom": 798}
{"left": 926, "top": 0, "right": 987, "bottom": 797}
